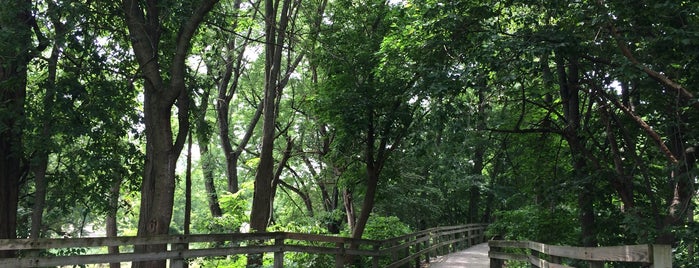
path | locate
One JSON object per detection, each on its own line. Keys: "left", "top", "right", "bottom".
{"left": 429, "top": 242, "right": 490, "bottom": 268}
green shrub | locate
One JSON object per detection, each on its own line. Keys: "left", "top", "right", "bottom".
{"left": 487, "top": 205, "right": 578, "bottom": 245}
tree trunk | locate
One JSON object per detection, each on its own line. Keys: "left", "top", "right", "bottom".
{"left": 122, "top": 1, "right": 217, "bottom": 267}
{"left": 30, "top": 131, "right": 49, "bottom": 240}
{"left": 269, "top": 138, "right": 295, "bottom": 219}
{"left": 30, "top": 14, "right": 63, "bottom": 239}
{"left": 555, "top": 52, "right": 598, "bottom": 247}
{"left": 200, "top": 143, "right": 223, "bottom": 217}
{"left": 345, "top": 163, "right": 381, "bottom": 266}
{"left": 216, "top": 97, "right": 238, "bottom": 193}
{"left": 107, "top": 177, "right": 123, "bottom": 268}
{"left": 0, "top": 73, "right": 24, "bottom": 257}
{"left": 194, "top": 88, "right": 222, "bottom": 217}
{"left": 249, "top": 0, "right": 285, "bottom": 233}
{"left": 483, "top": 148, "right": 503, "bottom": 223}
{"left": 469, "top": 87, "right": 487, "bottom": 223}
{"left": 185, "top": 131, "right": 193, "bottom": 235}
{"left": 133, "top": 98, "right": 181, "bottom": 268}
{"left": 213, "top": 0, "right": 256, "bottom": 195}
{"left": 656, "top": 143, "right": 696, "bottom": 244}
{"left": 343, "top": 189, "right": 357, "bottom": 232}
{"left": 352, "top": 166, "right": 380, "bottom": 239}
{"left": 0, "top": 0, "right": 38, "bottom": 256}
{"left": 247, "top": 1, "right": 292, "bottom": 265}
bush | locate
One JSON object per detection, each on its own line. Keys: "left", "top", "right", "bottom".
{"left": 487, "top": 205, "right": 578, "bottom": 245}
{"left": 362, "top": 215, "right": 412, "bottom": 240}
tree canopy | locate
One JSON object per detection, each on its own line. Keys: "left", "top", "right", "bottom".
{"left": 1, "top": 0, "right": 698, "bottom": 266}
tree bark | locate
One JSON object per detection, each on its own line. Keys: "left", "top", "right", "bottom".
{"left": 106, "top": 177, "right": 123, "bottom": 268}
{"left": 201, "top": 143, "right": 223, "bottom": 217}
{"left": 0, "top": 0, "right": 43, "bottom": 256}
{"left": 269, "top": 138, "right": 295, "bottom": 219}
{"left": 122, "top": 1, "right": 217, "bottom": 267}
{"left": 555, "top": 52, "right": 598, "bottom": 247}
{"left": 185, "top": 131, "right": 193, "bottom": 235}
{"left": 469, "top": 87, "right": 487, "bottom": 223}
{"left": 249, "top": 0, "right": 288, "bottom": 233}
{"left": 351, "top": 164, "right": 380, "bottom": 239}
{"left": 194, "top": 88, "right": 223, "bottom": 217}
{"left": 247, "top": 0, "right": 292, "bottom": 266}
{"left": 656, "top": 143, "right": 697, "bottom": 244}
{"left": 29, "top": 9, "right": 64, "bottom": 239}
{"left": 214, "top": 0, "right": 258, "bottom": 194}
{"left": 343, "top": 189, "right": 356, "bottom": 232}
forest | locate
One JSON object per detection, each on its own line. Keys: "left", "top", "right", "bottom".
{"left": 0, "top": 0, "right": 697, "bottom": 267}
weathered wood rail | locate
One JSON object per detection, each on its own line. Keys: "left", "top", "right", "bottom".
{"left": 0, "top": 223, "right": 487, "bottom": 267}
{"left": 488, "top": 240, "right": 672, "bottom": 268}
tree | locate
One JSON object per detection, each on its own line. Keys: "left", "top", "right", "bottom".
{"left": 207, "top": 0, "right": 260, "bottom": 194}
{"left": 121, "top": 0, "right": 217, "bottom": 267}
{"left": 0, "top": 0, "right": 47, "bottom": 255}
{"left": 316, "top": 0, "right": 422, "bottom": 244}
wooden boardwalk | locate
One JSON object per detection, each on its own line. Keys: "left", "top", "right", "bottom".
{"left": 429, "top": 242, "right": 490, "bottom": 268}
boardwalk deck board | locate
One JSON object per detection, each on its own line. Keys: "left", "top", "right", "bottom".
{"left": 430, "top": 242, "right": 489, "bottom": 268}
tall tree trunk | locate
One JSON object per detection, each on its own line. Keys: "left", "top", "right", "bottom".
{"left": 214, "top": 0, "right": 258, "bottom": 194}
{"left": 483, "top": 146, "right": 503, "bottom": 223}
{"left": 194, "top": 88, "right": 222, "bottom": 217}
{"left": 200, "top": 142, "right": 223, "bottom": 217}
{"left": 469, "top": 86, "right": 487, "bottom": 223}
{"left": 184, "top": 131, "right": 193, "bottom": 235}
{"left": 107, "top": 177, "right": 123, "bottom": 268}
{"left": 1, "top": 0, "right": 44, "bottom": 256}
{"left": 0, "top": 59, "right": 25, "bottom": 258}
{"left": 122, "top": 1, "right": 217, "bottom": 267}
{"left": 555, "top": 52, "right": 598, "bottom": 247}
{"left": 656, "top": 126, "right": 697, "bottom": 244}
{"left": 250, "top": 0, "right": 285, "bottom": 233}
{"left": 30, "top": 10, "right": 64, "bottom": 239}
{"left": 343, "top": 189, "right": 357, "bottom": 232}
{"left": 133, "top": 93, "right": 183, "bottom": 268}
{"left": 269, "top": 138, "right": 295, "bottom": 220}
{"left": 351, "top": 165, "right": 380, "bottom": 239}
{"left": 247, "top": 0, "right": 291, "bottom": 265}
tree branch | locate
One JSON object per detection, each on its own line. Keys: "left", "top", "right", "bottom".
{"left": 596, "top": 87, "right": 679, "bottom": 164}
{"left": 609, "top": 25, "right": 698, "bottom": 110}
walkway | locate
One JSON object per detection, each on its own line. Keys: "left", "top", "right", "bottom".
{"left": 429, "top": 242, "right": 490, "bottom": 268}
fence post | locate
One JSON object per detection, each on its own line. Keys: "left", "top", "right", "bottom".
{"left": 335, "top": 242, "right": 345, "bottom": 268}
{"left": 489, "top": 237, "right": 503, "bottom": 268}
{"left": 274, "top": 237, "right": 284, "bottom": 268}
{"left": 425, "top": 232, "right": 432, "bottom": 264}
{"left": 651, "top": 244, "right": 672, "bottom": 268}
{"left": 468, "top": 227, "right": 474, "bottom": 248}
{"left": 171, "top": 239, "right": 188, "bottom": 268}
{"left": 373, "top": 244, "right": 380, "bottom": 268}
{"left": 588, "top": 261, "right": 604, "bottom": 268}
{"left": 414, "top": 240, "right": 421, "bottom": 268}
{"left": 449, "top": 233, "right": 459, "bottom": 253}
{"left": 404, "top": 237, "right": 411, "bottom": 268}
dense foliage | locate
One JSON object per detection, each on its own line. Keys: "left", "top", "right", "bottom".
{"left": 1, "top": 0, "right": 697, "bottom": 266}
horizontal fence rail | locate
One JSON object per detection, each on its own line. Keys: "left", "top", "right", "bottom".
{"left": 488, "top": 240, "right": 672, "bottom": 268}
{"left": 0, "top": 223, "right": 487, "bottom": 268}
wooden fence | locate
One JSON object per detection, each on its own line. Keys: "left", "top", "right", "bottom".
{"left": 488, "top": 240, "right": 672, "bottom": 268}
{"left": 0, "top": 223, "right": 487, "bottom": 268}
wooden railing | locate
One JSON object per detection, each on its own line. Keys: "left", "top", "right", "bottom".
{"left": 0, "top": 223, "right": 487, "bottom": 268}
{"left": 488, "top": 240, "right": 672, "bottom": 268}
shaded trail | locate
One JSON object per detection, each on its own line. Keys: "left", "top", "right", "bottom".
{"left": 429, "top": 242, "right": 489, "bottom": 268}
